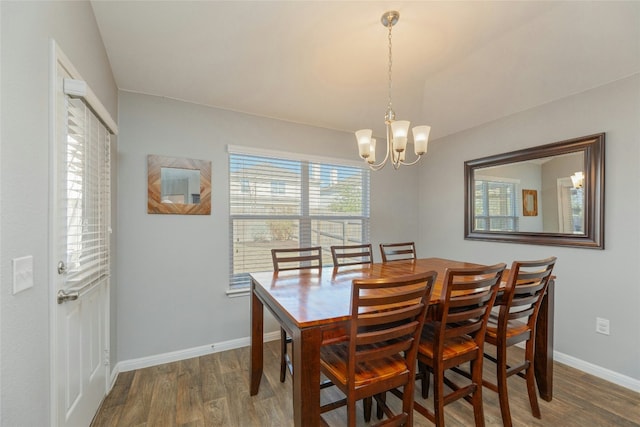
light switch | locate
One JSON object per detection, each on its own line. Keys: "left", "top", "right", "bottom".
{"left": 12, "top": 255, "right": 34, "bottom": 295}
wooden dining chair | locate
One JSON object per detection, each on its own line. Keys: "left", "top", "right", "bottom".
{"left": 271, "top": 246, "right": 322, "bottom": 382}
{"left": 319, "top": 271, "right": 437, "bottom": 427}
{"left": 379, "top": 242, "right": 416, "bottom": 262}
{"left": 482, "top": 257, "right": 556, "bottom": 427}
{"left": 413, "top": 263, "right": 505, "bottom": 427}
{"left": 330, "top": 243, "right": 373, "bottom": 267}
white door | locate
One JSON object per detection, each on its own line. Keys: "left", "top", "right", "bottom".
{"left": 52, "top": 46, "right": 112, "bottom": 427}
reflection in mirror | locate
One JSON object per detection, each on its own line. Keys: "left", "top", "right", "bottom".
{"left": 465, "top": 133, "right": 604, "bottom": 249}
{"left": 473, "top": 151, "right": 584, "bottom": 234}
{"left": 160, "top": 167, "right": 201, "bottom": 204}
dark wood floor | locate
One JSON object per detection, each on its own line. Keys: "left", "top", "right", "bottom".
{"left": 92, "top": 340, "right": 640, "bottom": 426}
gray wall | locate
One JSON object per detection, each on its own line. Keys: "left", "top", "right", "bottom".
{"left": 116, "top": 91, "right": 420, "bottom": 360}
{"left": 0, "top": 1, "right": 118, "bottom": 425}
{"left": 417, "top": 74, "right": 640, "bottom": 380}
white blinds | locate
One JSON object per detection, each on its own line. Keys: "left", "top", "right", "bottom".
{"left": 474, "top": 179, "right": 519, "bottom": 231}
{"left": 229, "top": 150, "right": 370, "bottom": 289}
{"left": 59, "top": 97, "right": 111, "bottom": 290}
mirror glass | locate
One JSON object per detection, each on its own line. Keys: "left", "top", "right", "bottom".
{"left": 148, "top": 155, "right": 211, "bottom": 215}
{"left": 473, "top": 151, "right": 584, "bottom": 234}
{"left": 160, "top": 167, "right": 201, "bottom": 204}
{"left": 465, "top": 134, "right": 604, "bottom": 249}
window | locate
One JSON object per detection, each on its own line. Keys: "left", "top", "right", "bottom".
{"left": 229, "top": 147, "right": 370, "bottom": 289}
{"left": 474, "top": 179, "right": 519, "bottom": 231}
{"left": 61, "top": 97, "right": 111, "bottom": 289}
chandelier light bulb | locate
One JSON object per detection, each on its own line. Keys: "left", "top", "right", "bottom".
{"left": 391, "top": 120, "right": 410, "bottom": 153}
{"left": 368, "top": 138, "right": 377, "bottom": 164}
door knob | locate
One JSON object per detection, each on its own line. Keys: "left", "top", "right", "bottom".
{"left": 57, "top": 289, "right": 79, "bottom": 304}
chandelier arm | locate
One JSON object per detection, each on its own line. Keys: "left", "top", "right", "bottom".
{"left": 368, "top": 161, "right": 387, "bottom": 171}
{"left": 365, "top": 133, "right": 392, "bottom": 170}
{"left": 398, "top": 155, "right": 423, "bottom": 167}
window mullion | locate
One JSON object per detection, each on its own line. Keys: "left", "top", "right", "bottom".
{"left": 300, "top": 162, "right": 311, "bottom": 247}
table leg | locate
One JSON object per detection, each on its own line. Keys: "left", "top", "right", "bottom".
{"left": 535, "top": 279, "right": 554, "bottom": 401}
{"left": 292, "top": 326, "right": 322, "bottom": 427}
{"left": 250, "top": 282, "right": 264, "bottom": 396}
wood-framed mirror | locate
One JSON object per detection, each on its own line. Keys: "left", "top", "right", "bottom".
{"left": 464, "top": 133, "right": 604, "bottom": 249}
{"left": 148, "top": 155, "right": 211, "bottom": 215}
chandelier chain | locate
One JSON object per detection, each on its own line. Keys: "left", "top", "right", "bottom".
{"left": 387, "top": 20, "right": 393, "bottom": 113}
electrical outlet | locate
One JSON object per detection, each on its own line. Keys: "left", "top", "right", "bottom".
{"left": 596, "top": 317, "right": 610, "bottom": 335}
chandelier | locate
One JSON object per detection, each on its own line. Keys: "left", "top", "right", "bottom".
{"left": 355, "top": 11, "right": 431, "bottom": 171}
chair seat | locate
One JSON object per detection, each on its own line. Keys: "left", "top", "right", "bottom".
{"left": 485, "top": 317, "right": 530, "bottom": 341}
{"left": 320, "top": 342, "right": 409, "bottom": 388}
{"left": 418, "top": 324, "right": 479, "bottom": 361}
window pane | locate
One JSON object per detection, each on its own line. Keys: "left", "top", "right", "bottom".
{"left": 570, "top": 187, "right": 584, "bottom": 233}
{"left": 229, "top": 151, "right": 370, "bottom": 289}
{"left": 309, "top": 164, "right": 367, "bottom": 216}
{"left": 311, "top": 219, "right": 367, "bottom": 265}
{"left": 232, "top": 219, "right": 301, "bottom": 276}
{"left": 230, "top": 155, "right": 301, "bottom": 216}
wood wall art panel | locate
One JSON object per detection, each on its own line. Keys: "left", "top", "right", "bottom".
{"left": 147, "top": 155, "right": 211, "bottom": 215}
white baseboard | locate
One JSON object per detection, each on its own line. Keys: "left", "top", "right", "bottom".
{"left": 113, "top": 331, "right": 280, "bottom": 374}
{"left": 554, "top": 350, "right": 640, "bottom": 393}
{"left": 110, "top": 332, "right": 639, "bottom": 394}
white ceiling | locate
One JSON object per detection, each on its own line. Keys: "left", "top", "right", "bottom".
{"left": 91, "top": 1, "right": 640, "bottom": 140}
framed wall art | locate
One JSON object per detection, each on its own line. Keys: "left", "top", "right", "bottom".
{"left": 522, "top": 189, "right": 538, "bottom": 217}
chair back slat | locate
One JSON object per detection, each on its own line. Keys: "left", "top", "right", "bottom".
{"left": 358, "top": 305, "right": 425, "bottom": 329}
{"left": 356, "top": 338, "right": 415, "bottom": 363}
{"left": 379, "top": 242, "right": 417, "bottom": 262}
{"left": 271, "top": 246, "right": 322, "bottom": 272}
{"left": 331, "top": 244, "right": 373, "bottom": 266}
{"left": 359, "top": 287, "right": 427, "bottom": 307}
{"left": 358, "top": 321, "right": 420, "bottom": 345}
{"left": 497, "top": 257, "right": 557, "bottom": 329}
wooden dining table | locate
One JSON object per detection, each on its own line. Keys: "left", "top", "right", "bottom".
{"left": 249, "top": 257, "right": 555, "bottom": 427}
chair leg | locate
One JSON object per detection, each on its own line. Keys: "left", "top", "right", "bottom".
{"left": 433, "top": 366, "right": 446, "bottom": 427}
{"left": 419, "top": 361, "right": 431, "bottom": 399}
{"left": 376, "top": 392, "right": 386, "bottom": 420}
{"left": 402, "top": 376, "right": 416, "bottom": 427}
{"left": 471, "top": 358, "right": 486, "bottom": 427}
{"left": 363, "top": 397, "right": 372, "bottom": 422}
{"left": 347, "top": 395, "right": 357, "bottom": 427}
{"left": 525, "top": 342, "right": 541, "bottom": 418}
{"left": 280, "top": 328, "right": 287, "bottom": 383}
{"left": 496, "top": 344, "right": 512, "bottom": 427}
